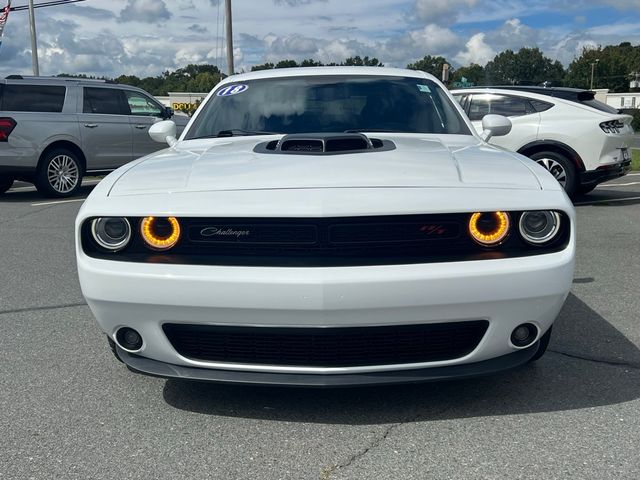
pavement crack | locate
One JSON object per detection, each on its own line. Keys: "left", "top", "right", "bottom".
{"left": 549, "top": 349, "right": 640, "bottom": 369}
{"left": 0, "top": 302, "right": 87, "bottom": 316}
{"left": 320, "top": 422, "right": 400, "bottom": 480}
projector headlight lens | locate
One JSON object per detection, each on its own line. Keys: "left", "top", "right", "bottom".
{"left": 519, "top": 211, "right": 561, "bottom": 245}
{"left": 90, "top": 217, "right": 132, "bottom": 251}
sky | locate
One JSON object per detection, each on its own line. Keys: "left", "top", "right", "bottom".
{"left": 0, "top": 0, "right": 639, "bottom": 79}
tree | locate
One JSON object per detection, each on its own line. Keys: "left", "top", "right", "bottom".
{"left": 451, "top": 64, "right": 485, "bottom": 86}
{"left": 251, "top": 62, "right": 275, "bottom": 71}
{"left": 343, "top": 56, "right": 383, "bottom": 67}
{"left": 484, "top": 47, "right": 564, "bottom": 86}
{"left": 565, "top": 43, "right": 640, "bottom": 92}
{"left": 407, "top": 55, "right": 451, "bottom": 79}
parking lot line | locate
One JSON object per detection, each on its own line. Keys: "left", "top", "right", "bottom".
{"left": 31, "top": 198, "right": 86, "bottom": 207}
{"left": 598, "top": 181, "right": 640, "bottom": 187}
{"left": 574, "top": 195, "right": 640, "bottom": 206}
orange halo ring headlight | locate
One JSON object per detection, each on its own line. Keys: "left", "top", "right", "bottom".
{"left": 468, "top": 211, "right": 510, "bottom": 246}
{"left": 140, "top": 216, "right": 181, "bottom": 251}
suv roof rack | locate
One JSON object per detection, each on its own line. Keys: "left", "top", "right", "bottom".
{"left": 5, "top": 75, "right": 110, "bottom": 83}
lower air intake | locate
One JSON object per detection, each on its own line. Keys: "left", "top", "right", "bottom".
{"left": 163, "top": 321, "right": 489, "bottom": 368}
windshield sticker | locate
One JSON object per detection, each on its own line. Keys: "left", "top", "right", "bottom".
{"left": 417, "top": 84, "right": 431, "bottom": 93}
{"left": 216, "top": 84, "right": 249, "bottom": 97}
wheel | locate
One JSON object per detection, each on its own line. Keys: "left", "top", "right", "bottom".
{"left": 528, "top": 151, "right": 577, "bottom": 198}
{"left": 35, "top": 148, "right": 83, "bottom": 197}
{"left": 528, "top": 326, "right": 552, "bottom": 363}
{"left": 577, "top": 184, "right": 597, "bottom": 196}
{"left": 0, "top": 176, "right": 13, "bottom": 194}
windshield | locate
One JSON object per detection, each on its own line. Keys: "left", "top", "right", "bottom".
{"left": 185, "top": 75, "right": 471, "bottom": 139}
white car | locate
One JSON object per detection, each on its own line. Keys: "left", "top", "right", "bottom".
{"left": 451, "top": 87, "right": 634, "bottom": 197}
{"left": 76, "top": 67, "right": 575, "bottom": 386}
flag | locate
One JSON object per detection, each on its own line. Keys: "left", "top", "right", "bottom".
{"left": 0, "top": 1, "right": 11, "bottom": 51}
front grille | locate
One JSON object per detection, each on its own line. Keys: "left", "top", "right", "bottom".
{"left": 82, "top": 213, "right": 571, "bottom": 266}
{"left": 163, "top": 321, "right": 489, "bottom": 368}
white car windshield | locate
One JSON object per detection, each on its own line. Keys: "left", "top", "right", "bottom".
{"left": 185, "top": 75, "right": 472, "bottom": 139}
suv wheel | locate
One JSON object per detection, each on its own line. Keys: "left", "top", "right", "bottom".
{"left": 528, "top": 151, "right": 577, "bottom": 198}
{"left": 36, "top": 149, "right": 83, "bottom": 198}
{"left": 0, "top": 176, "right": 13, "bottom": 194}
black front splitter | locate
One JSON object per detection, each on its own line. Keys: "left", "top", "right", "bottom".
{"left": 116, "top": 344, "right": 539, "bottom": 387}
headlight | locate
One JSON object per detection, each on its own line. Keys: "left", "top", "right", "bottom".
{"left": 140, "top": 216, "right": 181, "bottom": 250}
{"left": 519, "top": 211, "right": 561, "bottom": 245}
{"left": 90, "top": 217, "right": 132, "bottom": 251}
{"left": 468, "top": 211, "right": 510, "bottom": 246}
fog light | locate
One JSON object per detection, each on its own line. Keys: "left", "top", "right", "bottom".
{"left": 115, "top": 327, "right": 143, "bottom": 351}
{"left": 511, "top": 323, "right": 538, "bottom": 348}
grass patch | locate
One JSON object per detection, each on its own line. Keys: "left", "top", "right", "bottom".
{"left": 633, "top": 149, "right": 640, "bottom": 171}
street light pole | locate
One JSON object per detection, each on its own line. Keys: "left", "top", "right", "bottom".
{"left": 589, "top": 59, "right": 599, "bottom": 90}
{"left": 225, "top": 0, "right": 233, "bottom": 76}
{"left": 28, "top": 0, "right": 39, "bottom": 75}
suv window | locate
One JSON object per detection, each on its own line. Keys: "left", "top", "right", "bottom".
{"left": 529, "top": 99, "right": 554, "bottom": 113}
{"left": 83, "top": 87, "right": 128, "bottom": 115}
{"left": 0, "top": 84, "right": 66, "bottom": 112}
{"left": 125, "top": 91, "right": 163, "bottom": 116}
{"left": 468, "top": 94, "right": 529, "bottom": 121}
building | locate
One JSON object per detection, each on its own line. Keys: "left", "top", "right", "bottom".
{"left": 156, "top": 92, "right": 208, "bottom": 113}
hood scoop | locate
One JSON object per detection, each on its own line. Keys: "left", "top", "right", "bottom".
{"left": 254, "top": 133, "right": 395, "bottom": 155}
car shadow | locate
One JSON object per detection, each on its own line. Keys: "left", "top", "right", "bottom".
{"left": 0, "top": 184, "right": 96, "bottom": 203}
{"left": 574, "top": 186, "right": 640, "bottom": 207}
{"left": 162, "top": 293, "right": 640, "bottom": 424}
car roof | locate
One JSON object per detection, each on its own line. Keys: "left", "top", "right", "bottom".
{"left": 453, "top": 85, "right": 596, "bottom": 102}
{"left": 218, "top": 66, "right": 436, "bottom": 84}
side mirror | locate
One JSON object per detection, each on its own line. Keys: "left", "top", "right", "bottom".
{"left": 149, "top": 120, "right": 177, "bottom": 147}
{"left": 480, "top": 114, "right": 512, "bottom": 142}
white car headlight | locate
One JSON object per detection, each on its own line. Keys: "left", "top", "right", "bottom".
{"left": 91, "top": 218, "right": 132, "bottom": 251}
{"left": 518, "top": 211, "right": 561, "bottom": 245}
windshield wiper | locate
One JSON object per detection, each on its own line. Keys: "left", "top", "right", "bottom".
{"left": 344, "top": 129, "right": 408, "bottom": 133}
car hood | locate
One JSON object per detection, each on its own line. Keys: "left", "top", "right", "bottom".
{"left": 108, "top": 135, "right": 542, "bottom": 196}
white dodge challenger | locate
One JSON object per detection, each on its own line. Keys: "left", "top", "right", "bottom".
{"left": 75, "top": 67, "right": 575, "bottom": 386}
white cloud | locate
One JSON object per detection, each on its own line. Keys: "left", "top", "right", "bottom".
{"left": 118, "top": 0, "right": 171, "bottom": 23}
{"left": 414, "top": 0, "right": 478, "bottom": 23}
{"left": 454, "top": 33, "right": 495, "bottom": 66}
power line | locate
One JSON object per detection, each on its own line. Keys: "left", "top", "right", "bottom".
{"left": 10, "top": 0, "right": 86, "bottom": 11}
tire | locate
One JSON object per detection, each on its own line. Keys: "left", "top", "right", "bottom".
{"left": 528, "top": 151, "right": 577, "bottom": 198}
{"left": 0, "top": 176, "right": 13, "bottom": 194}
{"left": 35, "top": 148, "right": 83, "bottom": 198}
{"left": 528, "top": 326, "right": 552, "bottom": 363}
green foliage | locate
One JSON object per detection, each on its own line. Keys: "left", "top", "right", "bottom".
{"left": 565, "top": 43, "right": 640, "bottom": 92}
{"left": 451, "top": 64, "right": 485, "bottom": 86}
{"left": 632, "top": 148, "right": 640, "bottom": 171}
{"left": 406, "top": 55, "right": 450, "bottom": 78}
{"left": 250, "top": 56, "right": 382, "bottom": 71}
{"left": 484, "top": 47, "right": 564, "bottom": 85}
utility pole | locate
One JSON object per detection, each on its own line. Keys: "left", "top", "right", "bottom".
{"left": 589, "top": 59, "right": 599, "bottom": 90}
{"left": 225, "top": 0, "right": 233, "bottom": 76}
{"left": 28, "top": 0, "right": 39, "bottom": 75}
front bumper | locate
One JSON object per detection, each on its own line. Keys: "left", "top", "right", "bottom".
{"left": 117, "top": 342, "right": 541, "bottom": 387}
{"left": 79, "top": 241, "right": 574, "bottom": 379}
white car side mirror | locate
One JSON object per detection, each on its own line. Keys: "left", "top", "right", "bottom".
{"left": 481, "top": 114, "right": 512, "bottom": 142}
{"left": 149, "top": 120, "right": 178, "bottom": 147}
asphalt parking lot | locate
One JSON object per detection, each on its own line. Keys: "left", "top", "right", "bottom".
{"left": 1, "top": 176, "right": 639, "bottom": 480}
